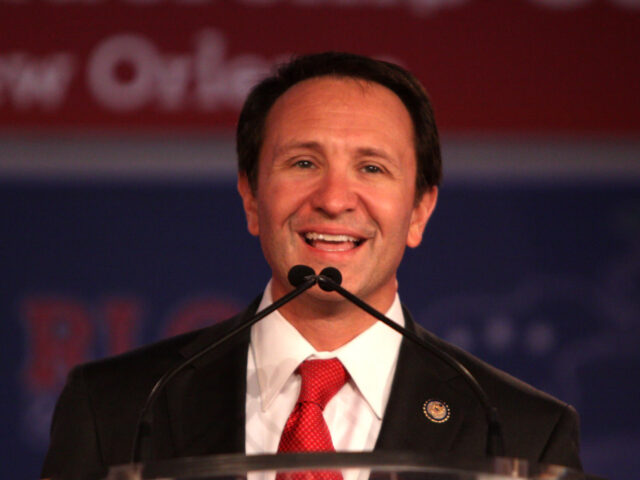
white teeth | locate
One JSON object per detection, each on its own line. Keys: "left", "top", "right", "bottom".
{"left": 305, "top": 232, "right": 359, "bottom": 243}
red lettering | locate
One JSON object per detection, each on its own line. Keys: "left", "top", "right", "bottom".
{"left": 22, "top": 297, "right": 93, "bottom": 391}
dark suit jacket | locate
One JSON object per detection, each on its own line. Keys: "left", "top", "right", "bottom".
{"left": 42, "top": 298, "right": 582, "bottom": 480}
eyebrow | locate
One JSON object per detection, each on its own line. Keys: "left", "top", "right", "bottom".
{"left": 274, "top": 141, "right": 394, "bottom": 162}
{"left": 356, "top": 146, "right": 393, "bottom": 161}
{"left": 273, "top": 141, "right": 323, "bottom": 157}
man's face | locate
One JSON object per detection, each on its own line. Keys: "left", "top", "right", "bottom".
{"left": 238, "top": 76, "right": 437, "bottom": 310}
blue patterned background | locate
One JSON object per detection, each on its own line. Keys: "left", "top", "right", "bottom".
{"left": 1, "top": 175, "right": 638, "bottom": 480}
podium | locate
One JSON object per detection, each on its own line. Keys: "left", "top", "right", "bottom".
{"left": 104, "top": 452, "right": 603, "bottom": 480}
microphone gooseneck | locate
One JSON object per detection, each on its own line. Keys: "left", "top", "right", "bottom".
{"left": 317, "top": 267, "right": 505, "bottom": 458}
{"left": 131, "top": 265, "right": 318, "bottom": 465}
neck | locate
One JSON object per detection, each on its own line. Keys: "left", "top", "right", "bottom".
{"left": 277, "top": 291, "right": 395, "bottom": 351}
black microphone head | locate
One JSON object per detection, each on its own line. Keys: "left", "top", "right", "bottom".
{"left": 318, "top": 267, "right": 342, "bottom": 291}
{"left": 288, "top": 265, "right": 316, "bottom": 287}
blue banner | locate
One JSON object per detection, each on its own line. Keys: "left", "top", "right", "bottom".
{"left": 1, "top": 179, "right": 638, "bottom": 480}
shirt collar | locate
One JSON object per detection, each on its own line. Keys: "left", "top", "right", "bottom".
{"left": 250, "top": 280, "right": 404, "bottom": 419}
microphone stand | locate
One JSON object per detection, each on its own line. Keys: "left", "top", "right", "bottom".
{"left": 130, "top": 272, "right": 318, "bottom": 465}
{"left": 317, "top": 270, "right": 505, "bottom": 458}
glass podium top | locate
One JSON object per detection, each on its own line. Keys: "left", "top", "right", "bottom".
{"left": 106, "top": 452, "right": 599, "bottom": 480}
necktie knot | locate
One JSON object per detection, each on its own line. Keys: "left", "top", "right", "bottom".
{"left": 297, "top": 358, "right": 348, "bottom": 410}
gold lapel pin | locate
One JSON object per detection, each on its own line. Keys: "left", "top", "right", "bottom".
{"left": 423, "top": 399, "right": 450, "bottom": 423}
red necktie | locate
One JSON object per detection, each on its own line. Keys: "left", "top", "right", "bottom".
{"left": 276, "top": 358, "right": 348, "bottom": 480}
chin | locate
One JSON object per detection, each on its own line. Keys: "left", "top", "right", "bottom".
{"left": 299, "top": 287, "right": 347, "bottom": 307}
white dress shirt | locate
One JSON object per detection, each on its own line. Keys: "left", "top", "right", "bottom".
{"left": 245, "top": 281, "right": 404, "bottom": 480}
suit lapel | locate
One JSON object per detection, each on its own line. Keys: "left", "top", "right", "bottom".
{"left": 161, "top": 298, "right": 261, "bottom": 457}
{"left": 375, "top": 307, "right": 482, "bottom": 456}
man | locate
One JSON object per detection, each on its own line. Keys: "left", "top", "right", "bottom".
{"left": 42, "top": 52, "right": 582, "bottom": 480}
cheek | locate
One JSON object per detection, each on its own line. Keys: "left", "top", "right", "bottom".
{"left": 367, "top": 191, "right": 414, "bottom": 233}
{"left": 256, "top": 201, "right": 277, "bottom": 237}
{"left": 256, "top": 181, "right": 305, "bottom": 232}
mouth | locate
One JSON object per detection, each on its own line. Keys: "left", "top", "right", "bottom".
{"left": 302, "top": 232, "right": 365, "bottom": 252}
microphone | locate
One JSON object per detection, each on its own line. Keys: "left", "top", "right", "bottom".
{"left": 288, "top": 264, "right": 316, "bottom": 286}
{"left": 131, "top": 265, "right": 317, "bottom": 464}
{"left": 317, "top": 267, "right": 505, "bottom": 458}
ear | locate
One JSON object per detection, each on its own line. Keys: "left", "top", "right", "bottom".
{"left": 406, "top": 187, "right": 438, "bottom": 248}
{"left": 237, "top": 173, "right": 260, "bottom": 236}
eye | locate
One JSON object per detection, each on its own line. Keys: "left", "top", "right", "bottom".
{"left": 293, "top": 159, "right": 315, "bottom": 169}
{"left": 362, "top": 164, "right": 383, "bottom": 174}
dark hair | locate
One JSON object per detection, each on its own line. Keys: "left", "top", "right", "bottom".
{"left": 236, "top": 52, "right": 442, "bottom": 201}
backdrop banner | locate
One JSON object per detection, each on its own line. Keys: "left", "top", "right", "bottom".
{"left": 1, "top": 0, "right": 639, "bottom": 133}
{"left": 2, "top": 2, "right": 639, "bottom": 479}
{"left": 1, "top": 178, "right": 638, "bottom": 480}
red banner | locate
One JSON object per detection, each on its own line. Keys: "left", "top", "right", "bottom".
{"left": 1, "top": 0, "right": 639, "bottom": 133}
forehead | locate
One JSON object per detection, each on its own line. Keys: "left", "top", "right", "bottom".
{"left": 261, "top": 76, "right": 415, "bottom": 155}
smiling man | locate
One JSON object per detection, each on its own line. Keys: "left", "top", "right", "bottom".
{"left": 238, "top": 75, "right": 436, "bottom": 351}
{"left": 42, "top": 53, "right": 582, "bottom": 480}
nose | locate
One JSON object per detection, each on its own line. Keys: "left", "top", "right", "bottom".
{"left": 310, "top": 167, "right": 358, "bottom": 217}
